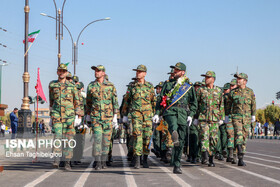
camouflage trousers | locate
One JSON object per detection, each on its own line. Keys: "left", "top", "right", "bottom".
{"left": 132, "top": 112, "right": 153, "bottom": 156}
{"left": 199, "top": 122, "right": 219, "bottom": 156}
{"left": 108, "top": 126, "right": 118, "bottom": 158}
{"left": 216, "top": 124, "right": 228, "bottom": 154}
{"left": 233, "top": 118, "right": 250, "bottom": 154}
{"left": 52, "top": 117, "right": 76, "bottom": 161}
{"left": 226, "top": 122, "right": 234, "bottom": 148}
{"left": 119, "top": 123, "right": 127, "bottom": 139}
{"left": 92, "top": 118, "right": 113, "bottom": 156}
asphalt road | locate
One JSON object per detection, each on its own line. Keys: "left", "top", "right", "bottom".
{"left": 0, "top": 137, "right": 279, "bottom": 187}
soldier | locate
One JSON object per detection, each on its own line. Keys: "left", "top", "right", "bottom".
{"left": 66, "top": 72, "right": 73, "bottom": 82}
{"left": 154, "top": 62, "right": 197, "bottom": 174}
{"left": 193, "top": 71, "right": 224, "bottom": 167}
{"left": 49, "top": 63, "right": 84, "bottom": 171}
{"left": 225, "top": 73, "right": 256, "bottom": 166}
{"left": 122, "top": 65, "right": 156, "bottom": 169}
{"left": 86, "top": 65, "right": 119, "bottom": 170}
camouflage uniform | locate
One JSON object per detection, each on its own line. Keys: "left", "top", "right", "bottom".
{"left": 225, "top": 73, "right": 256, "bottom": 156}
{"left": 49, "top": 64, "right": 84, "bottom": 161}
{"left": 122, "top": 65, "right": 156, "bottom": 157}
{"left": 196, "top": 71, "right": 224, "bottom": 158}
{"left": 86, "top": 65, "right": 119, "bottom": 158}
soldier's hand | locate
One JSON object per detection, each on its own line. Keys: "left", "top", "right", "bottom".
{"left": 218, "top": 120, "right": 224, "bottom": 126}
{"left": 74, "top": 115, "right": 82, "bottom": 127}
{"left": 224, "top": 116, "right": 229, "bottom": 124}
{"left": 187, "top": 116, "right": 192, "bottom": 126}
{"left": 113, "top": 114, "right": 118, "bottom": 123}
{"left": 152, "top": 115, "right": 160, "bottom": 123}
{"left": 251, "top": 116, "right": 256, "bottom": 123}
{"left": 122, "top": 116, "right": 128, "bottom": 123}
{"left": 193, "top": 119, "right": 198, "bottom": 126}
{"left": 113, "top": 122, "right": 119, "bottom": 129}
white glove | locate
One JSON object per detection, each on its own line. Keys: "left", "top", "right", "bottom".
{"left": 152, "top": 115, "right": 160, "bottom": 123}
{"left": 251, "top": 116, "right": 256, "bottom": 123}
{"left": 187, "top": 116, "right": 192, "bottom": 126}
{"left": 224, "top": 116, "right": 229, "bottom": 124}
{"left": 86, "top": 115, "right": 91, "bottom": 122}
{"left": 193, "top": 119, "right": 198, "bottom": 126}
{"left": 219, "top": 120, "right": 224, "bottom": 126}
{"left": 113, "top": 122, "right": 119, "bottom": 129}
{"left": 74, "top": 115, "right": 82, "bottom": 127}
{"left": 122, "top": 116, "right": 128, "bottom": 123}
{"left": 113, "top": 114, "right": 118, "bottom": 123}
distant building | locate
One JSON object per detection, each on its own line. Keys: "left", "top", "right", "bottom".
{"left": 33, "top": 108, "right": 51, "bottom": 132}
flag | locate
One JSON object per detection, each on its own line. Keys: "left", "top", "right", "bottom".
{"left": 35, "top": 68, "right": 47, "bottom": 103}
{"left": 23, "top": 30, "right": 40, "bottom": 43}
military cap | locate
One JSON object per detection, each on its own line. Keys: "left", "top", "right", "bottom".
{"left": 57, "top": 63, "right": 68, "bottom": 71}
{"left": 234, "top": 73, "right": 248, "bottom": 81}
{"left": 67, "top": 71, "right": 72, "bottom": 78}
{"left": 91, "top": 65, "right": 106, "bottom": 72}
{"left": 223, "top": 83, "right": 231, "bottom": 90}
{"left": 133, "top": 65, "right": 147, "bottom": 72}
{"left": 72, "top": 75, "right": 79, "bottom": 83}
{"left": 201, "top": 71, "right": 216, "bottom": 79}
{"left": 105, "top": 74, "right": 109, "bottom": 81}
{"left": 154, "top": 81, "right": 164, "bottom": 88}
{"left": 194, "top": 81, "right": 202, "bottom": 86}
{"left": 230, "top": 79, "right": 237, "bottom": 85}
{"left": 167, "top": 68, "right": 174, "bottom": 74}
{"left": 170, "top": 62, "right": 186, "bottom": 71}
{"left": 78, "top": 82, "right": 84, "bottom": 90}
{"left": 201, "top": 78, "right": 205, "bottom": 85}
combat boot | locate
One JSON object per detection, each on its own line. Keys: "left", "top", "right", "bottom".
{"left": 166, "top": 148, "right": 172, "bottom": 163}
{"left": 95, "top": 156, "right": 102, "bottom": 170}
{"left": 127, "top": 152, "right": 133, "bottom": 161}
{"left": 186, "top": 155, "right": 191, "bottom": 162}
{"left": 160, "top": 150, "right": 169, "bottom": 163}
{"left": 134, "top": 156, "right": 140, "bottom": 169}
{"left": 218, "top": 154, "right": 224, "bottom": 161}
{"left": 59, "top": 161, "right": 65, "bottom": 168}
{"left": 106, "top": 155, "right": 112, "bottom": 166}
{"left": 191, "top": 156, "right": 197, "bottom": 164}
{"left": 173, "top": 166, "right": 182, "bottom": 174}
{"left": 232, "top": 154, "right": 237, "bottom": 164}
{"left": 171, "top": 130, "right": 179, "bottom": 147}
{"left": 201, "top": 151, "right": 208, "bottom": 165}
{"left": 52, "top": 157, "right": 59, "bottom": 168}
{"left": 208, "top": 156, "right": 215, "bottom": 167}
{"left": 64, "top": 161, "right": 72, "bottom": 171}
{"left": 238, "top": 153, "right": 246, "bottom": 166}
{"left": 226, "top": 148, "right": 233, "bottom": 162}
{"left": 129, "top": 156, "right": 136, "bottom": 167}
{"left": 143, "top": 155, "right": 149, "bottom": 168}
{"left": 101, "top": 155, "right": 107, "bottom": 169}
{"left": 140, "top": 155, "right": 143, "bottom": 165}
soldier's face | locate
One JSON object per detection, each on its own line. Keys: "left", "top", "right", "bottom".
{"left": 194, "top": 85, "right": 200, "bottom": 92}
{"left": 156, "top": 87, "right": 162, "bottom": 94}
{"left": 224, "top": 89, "right": 230, "bottom": 94}
{"left": 230, "top": 85, "right": 237, "bottom": 90}
{"left": 173, "top": 69, "right": 185, "bottom": 79}
{"left": 57, "top": 69, "right": 68, "bottom": 79}
{"left": 95, "top": 70, "right": 105, "bottom": 79}
{"left": 237, "top": 78, "right": 247, "bottom": 87}
{"left": 205, "top": 76, "right": 215, "bottom": 85}
{"left": 136, "top": 71, "right": 146, "bottom": 79}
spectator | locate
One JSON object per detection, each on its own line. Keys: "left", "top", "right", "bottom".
{"left": 10, "top": 108, "right": 19, "bottom": 139}
{"left": 41, "top": 120, "right": 45, "bottom": 136}
{"left": 264, "top": 121, "right": 269, "bottom": 136}
{"left": 39, "top": 120, "right": 43, "bottom": 136}
{"left": 0, "top": 121, "right": 5, "bottom": 137}
{"left": 274, "top": 119, "right": 280, "bottom": 136}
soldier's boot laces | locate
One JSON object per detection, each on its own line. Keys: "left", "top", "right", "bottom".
{"left": 64, "top": 161, "right": 72, "bottom": 171}
{"left": 134, "top": 156, "right": 140, "bottom": 169}
{"left": 143, "top": 155, "right": 149, "bottom": 168}
{"left": 201, "top": 151, "right": 208, "bottom": 165}
{"left": 226, "top": 148, "right": 233, "bottom": 162}
{"left": 238, "top": 154, "right": 246, "bottom": 166}
{"left": 173, "top": 166, "right": 182, "bottom": 174}
{"left": 102, "top": 155, "right": 107, "bottom": 169}
{"left": 208, "top": 156, "right": 215, "bottom": 167}
{"left": 171, "top": 130, "right": 179, "bottom": 147}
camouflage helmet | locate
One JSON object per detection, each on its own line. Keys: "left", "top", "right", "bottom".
{"left": 133, "top": 65, "right": 147, "bottom": 72}
{"left": 57, "top": 63, "right": 68, "bottom": 71}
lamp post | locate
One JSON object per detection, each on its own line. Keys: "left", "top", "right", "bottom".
{"left": 0, "top": 61, "right": 8, "bottom": 104}
{"left": 40, "top": 13, "right": 110, "bottom": 75}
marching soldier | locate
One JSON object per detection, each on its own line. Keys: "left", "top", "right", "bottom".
{"left": 49, "top": 63, "right": 84, "bottom": 171}
{"left": 193, "top": 71, "right": 224, "bottom": 167}
{"left": 225, "top": 73, "right": 256, "bottom": 166}
{"left": 122, "top": 65, "right": 156, "bottom": 169}
{"left": 86, "top": 65, "right": 119, "bottom": 170}
{"left": 154, "top": 62, "right": 197, "bottom": 174}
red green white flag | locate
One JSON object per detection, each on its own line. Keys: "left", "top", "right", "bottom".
{"left": 23, "top": 30, "right": 40, "bottom": 43}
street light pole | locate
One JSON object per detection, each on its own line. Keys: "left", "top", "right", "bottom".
{"left": 0, "top": 63, "right": 8, "bottom": 104}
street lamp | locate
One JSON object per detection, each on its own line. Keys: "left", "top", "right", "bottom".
{"left": 40, "top": 13, "right": 110, "bottom": 75}
{"left": 0, "top": 61, "right": 8, "bottom": 104}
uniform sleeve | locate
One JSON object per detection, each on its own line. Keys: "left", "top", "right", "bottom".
{"left": 73, "top": 86, "right": 84, "bottom": 116}
{"left": 150, "top": 85, "right": 157, "bottom": 114}
{"left": 218, "top": 91, "right": 225, "bottom": 120}
{"left": 251, "top": 90, "right": 256, "bottom": 116}
{"left": 112, "top": 85, "right": 119, "bottom": 115}
{"left": 194, "top": 88, "right": 201, "bottom": 119}
{"left": 188, "top": 86, "right": 198, "bottom": 117}
{"left": 86, "top": 84, "right": 92, "bottom": 115}
{"left": 121, "top": 87, "right": 132, "bottom": 116}
{"left": 49, "top": 83, "right": 54, "bottom": 108}
{"left": 225, "top": 91, "right": 233, "bottom": 116}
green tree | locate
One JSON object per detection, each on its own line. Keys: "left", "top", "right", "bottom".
{"left": 264, "top": 105, "right": 280, "bottom": 124}
{"left": 256, "top": 109, "right": 265, "bottom": 124}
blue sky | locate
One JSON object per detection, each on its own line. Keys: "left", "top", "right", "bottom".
{"left": 1, "top": 0, "right": 280, "bottom": 111}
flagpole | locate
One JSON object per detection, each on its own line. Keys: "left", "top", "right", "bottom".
{"left": 24, "top": 34, "right": 38, "bottom": 57}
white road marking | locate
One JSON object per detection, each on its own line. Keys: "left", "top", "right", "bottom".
{"left": 246, "top": 155, "right": 280, "bottom": 164}
{"left": 219, "top": 162, "right": 280, "bottom": 185}
{"left": 245, "top": 160, "right": 280, "bottom": 171}
{"left": 24, "top": 169, "right": 58, "bottom": 187}
{"left": 149, "top": 157, "right": 191, "bottom": 187}
{"left": 118, "top": 144, "right": 137, "bottom": 187}
{"left": 74, "top": 160, "right": 94, "bottom": 187}
{"left": 198, "top": 168, "right": 244, "bottom": 187}
{"left": 246, "top": 152, "right": 280, "bottom": 159}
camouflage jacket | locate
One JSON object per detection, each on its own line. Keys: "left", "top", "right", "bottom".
{"left": 225, "top": 86, "right": 256, "bottom": 120}
{"left": 122, "top": 80, "right": 156, "bottom": 116}
{"left": 196, "top": 85, "right": 224, "bottom": 122}
{"left": 86, "top": 79, "right": 119, "bottom": 120}
{"left": 49, "top": 80, "right": 84, "bottom": 118}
